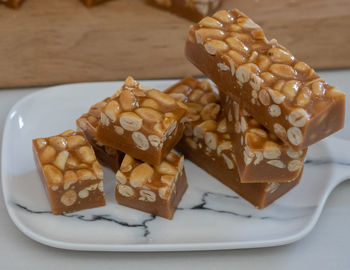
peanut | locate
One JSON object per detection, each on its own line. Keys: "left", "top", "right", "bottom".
{"left": 40, "top": 145, "right": 56, "bottom": 163}
{"left": 78, "top": 146, "right": 95, "bottom": 164}
{"left": 199, "top": 17, "right": 223, "bottom": 28}
{"left": 60, "top": 190, "right": 77, "bottom": 206}
{"left": 135, "top": 107, "right": 163, "bottom": 123}
{"left": 53, "top": 150, "right": 69, "bottom": 171}
{"left": 132, "top": 132, "right": 149, "bottom": 151}
{"left": 156, "top": 161, "right": 177, "bottom": 175}
{"left": 117, "top": 184, "right": 134, "bottom": 198}
{"left": 146, "top": 89, "right": 175, "bottom": 106}
{"left": 119, "top": 112, "right": 143, "bottom": 131}
{"left": 43, "top": 164, "right": 63, "bottom": 185}
{"left": 139, "top": 190, "right": 156, "bottom": 202}
{"left": 129, "top": 163, "right": 154, "bottom": 188}
{"left": 66, "top": 135, "right": 85, "bottom": 149}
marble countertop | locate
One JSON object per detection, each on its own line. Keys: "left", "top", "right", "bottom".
{"left": 0, "top": 70, "right": 349, "bottom": 269}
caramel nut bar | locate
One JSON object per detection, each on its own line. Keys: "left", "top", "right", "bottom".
{"left": 115, "top": 152, "right": 188, "bottom": 219}
{"left": 165, "top": 79, "right": 301, "bottom": 207}
{"left": 176, "top": 136, "right": 301, "bottom": 209}
{"left": 2, "top": 0, "right": 25, "bottom": 8}
{"left": 96, "top": 76, "right": 187, "bottom": 166}
{"left": 80, "top": 0, "right": 111, "bottom": 7}
{"left": 185, "top": 9, "right": 346, "bottom": 150}
{"left": 147, "top": 0, "right": 222, "bottom": 22}
{"left": 76, "top": 98, "right": 124, "bottom": 172}
{"left": 220, "top": 93, "right": 307, "bottom": 183}
{"left": 166, "top": 77, "right": 306, "bottom": 183}
{"left": 32, "top": 130, "right": 106, "bottom": 215}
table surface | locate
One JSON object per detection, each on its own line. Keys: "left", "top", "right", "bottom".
{"left": 0, "top": 71, "right": 349, "bottom": 269}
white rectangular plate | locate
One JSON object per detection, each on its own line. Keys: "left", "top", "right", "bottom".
{"left": 2, "top": 80, "right": 350, "bottom": 251}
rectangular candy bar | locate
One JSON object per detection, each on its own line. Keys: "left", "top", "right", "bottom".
{"left": 220, "top": 93, "right": 307, "bottom": 183}
{"left": 2, "top": 0, "right": 25, "bottom": 8}
{"left": 96, "top": 76, "right": 186, "bottom": 166}
{"left": 147, "top": 0, "right": 222, "bottom": 22}
{"left": 32, "top": 130, "right": 106, "bottom": 215}
{"left": 115, "top": 152, "right": 188, "bottom": 219}
{"left": 76, "top": 98, "right": 123, "bottom": 172}
{"left": 176, "top": 135, "right": 301, "bottom": 209}
{"left": 185, "top": 9, "right": 346, "bottom": 150}
{"left": 166, "top": 77, "right": 305, "bottom": 183}
{"left": 165, "top": 78, "right": 301, "bottom": 207}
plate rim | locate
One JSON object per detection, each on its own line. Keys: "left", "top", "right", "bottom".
{"left": 1, "top": 80, "right": 346, "bottom": 252}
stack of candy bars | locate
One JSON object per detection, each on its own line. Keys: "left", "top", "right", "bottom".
{"left": 181, "top": 9, "right": 345, "bottom": 205}
{"left": 32, "top": 8, "right": 345, "bottom": 219}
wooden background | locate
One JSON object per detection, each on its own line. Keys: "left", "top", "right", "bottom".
{"left": 1, "top": 0, "right": 350, "bottom": 88}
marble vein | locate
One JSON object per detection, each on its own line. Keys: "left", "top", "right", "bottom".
{"left": 305, "top": 158, "right": 350, "bottom": 167}
{"left": 14, "top": 202, "right": 156, "bottom": 237}
{"left": 178, "top": 191, "right": 315, "bottom": 221}
{"left": 13, "top": 188, "right": 316, "bottom": 238}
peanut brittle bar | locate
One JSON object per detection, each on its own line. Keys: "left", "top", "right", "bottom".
{"left": 220, "top": 93, "right": 307, "bottom": 183}
{"left": 176, "top": 134, "right": 301, "bottom": 209}
{"left": 115, "top": 152, "right": 188, "bottom": 219}
{"left": 185, "top": 9, "right": 346, "bottom": 150}
{"left": 148, "top": 0, "right": 222, "bottom": 22}
{"left": 32, "top": 130, "right": 105, "bottom": 215}
{"left": 77, "top": 98, "right": 123, "bottom": 172}
{"left": 166, "top": 77, "right": 306, "bottom": 183}
{"left": 96, "top": 76, "right": 186, "bottom": 166}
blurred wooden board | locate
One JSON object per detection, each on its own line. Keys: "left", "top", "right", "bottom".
{"left": 1, "top": 0, "right": 350, "bottom": 88}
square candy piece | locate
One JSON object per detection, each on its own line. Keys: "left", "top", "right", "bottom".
{"left": 115, "top": 152, "right": 188, "bottom": 219}
{"left": 96, "top": 76, "right": 187, "bottom": 166}
{"left": 33, "top": 130, "right": 105, "bottom": 215}
{"left": 76, "top": 98, "right": 124, "bottom": 172}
